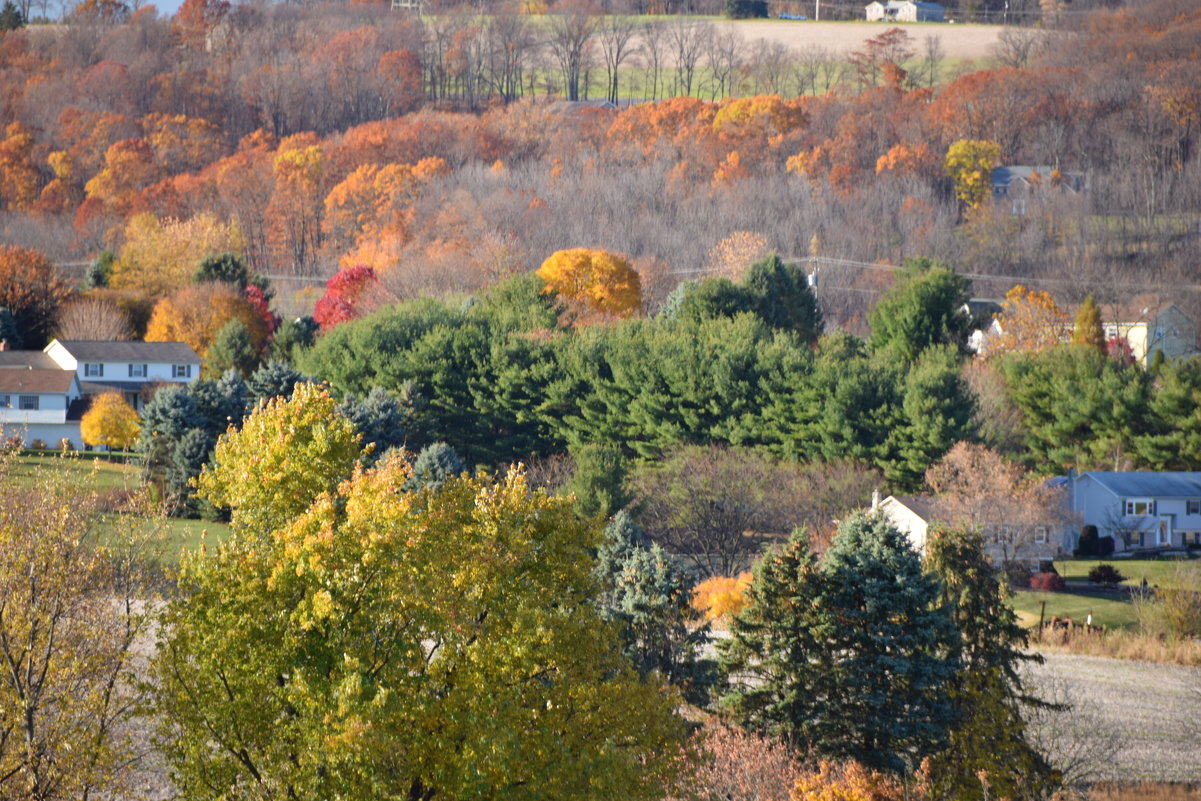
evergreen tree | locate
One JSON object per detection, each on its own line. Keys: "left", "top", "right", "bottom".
{"left": 216, "top": 369, "right": 252, "bottom": 421}
{"left": 743, "top": 253, "right": 823, "bottom": 344}
{"left": 247, "top": 360, "right": 307, "bottom": 401}
{"left": 271, "top": 316, "right": 318, "bottom": 362}
{"left": 0, "top": 1, "right": 24, "bottom": 30}
{"left": 594, "top": 511, "right": 710, "bottom": 699}
{"left": 336, "top": 387, "right": 418, "bottom": 459}
{"left": 1070, "top": 295, "right": 1105, "bottom": 352}
{"left": 0, "top": 307, "right": 22, "bottom": 350}
{"left": 721, "top": 514, "right": 960, "bottom": 773}
{"left": 867, "top": 257, "right": 971, "bottom": 363}
{"left": 194, "top": 252, "right": 250, "bottom": 288}
{"left": 923, "top": 527, "right": 1060, "bottom": 801}
{"left": 205, "top": 319, "right": 259, "bottom": 378}
{"left": 168, "top": 428, "right": 217, "bottom": 515}
{"left": 892, "top": 345, "right": 976, "bottom": 489}
{"left": 406, "top": 442, "right": 467, "bottom": 491}
{"left": 82, "top": 251, "right": 114, "bottom": 290}
{"left": 660, "top": 278, "right": 755, "bottom": 325}
{"left": 566, "top": 441, "right": 631, "bottom": 519}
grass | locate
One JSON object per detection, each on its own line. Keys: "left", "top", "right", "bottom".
{"left": 1009, "top": 589, "right": 1139, "bottom": 630}
{"left": 1055, "top": 558, "right": 1200, "bottom": 590}
{"left": 7, "top": 452, "right": 141, "bottom": 492}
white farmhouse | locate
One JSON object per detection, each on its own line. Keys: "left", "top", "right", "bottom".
{"left": 0, "top": 339, "right": 200, "bottom": 448}
{"left": 865, "top": 1, "right": 945, "bottom": 22}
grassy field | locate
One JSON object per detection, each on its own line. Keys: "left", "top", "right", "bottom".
{"left": 9, "top": 453, "right": 230, "bottom": 565}
{"left": 1055, "top": 558, "right": 1200, "bottom": 590}
{"left": 1011, "top": 589, "right": 1139, "bottom": 630}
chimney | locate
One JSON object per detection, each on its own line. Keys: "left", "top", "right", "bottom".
{"left": 871, "top": 489, "right": 881, "bottom": 511}
{"left": 0, "top": 339, "right": 7, "bottom": 351}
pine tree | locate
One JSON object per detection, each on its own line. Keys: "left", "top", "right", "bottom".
{"left": 247, "top": 360, "right": 306, "bottom": 401}
{"left": 406, "top": 442, "right": 467, "bottom": 491}
{"left": 1071, "top": 294, "right": 1105, "bottom": 352}
{"left": 0, "top": 307, "right": 22, "bottom": 349}
{"left": 923, "top": 527, "right": 1060, "bottom": 800}
{"left": 721, "top": 514, "right": 960, "bottom": 773}
{"left": 594, "top": 511, "right": 709, "bottom": 697}
{"left": 743, "top": 253, "right": 823, "bottom": 344}
{"left": 205, "top": 319, "right": 258, "bottom": 378}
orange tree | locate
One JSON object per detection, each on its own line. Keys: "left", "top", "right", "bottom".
{"left": 537, "top": 248, "right": 642, "bottom": 320}
{"left": 145, "top": 282, "right": 268, "bottom": 360}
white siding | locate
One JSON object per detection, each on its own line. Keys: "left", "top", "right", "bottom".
{"left": 0, "top": 422, "right": 82, "bottom": 448}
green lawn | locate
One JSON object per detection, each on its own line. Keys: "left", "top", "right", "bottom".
{"left": 1054, "top": 558, "right": 1200, "bottom": 590}
{"left": 7, "top": 452, "right": 141, "bottom": 492}
{"left": 1009, "top": 589, "right": 1139, "bottom": 631}
{"left": 9, "top": 453, "right": 230, "bottom": 566}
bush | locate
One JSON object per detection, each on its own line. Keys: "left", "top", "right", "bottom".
{"left": 1076, "top": 525, "right": 1099, "bottom": 556}
{"left": 58, "top": 438, "right": 73, "bottom": 451}
{"left": 691, "top": 573, "right": 752, "bottom": 620}
{"left": 724, "top": 0, "right": 768, "bottom": 17}
{"left": 1097, "top": 535, "right": 1115, "bottom": 556}
{"left": 1030, "top": 572, "right": 1067, "bottom": 592}
{"left": 1003, "top": 561, "right": 1033, "bottom": 589}
{"left": 28, "top": 439, "right": 46, "bottom": 450}
{"left": 1087, "top": 564, "right": 1126, "bottom": 587}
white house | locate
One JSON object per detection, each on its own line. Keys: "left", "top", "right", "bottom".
{"left": 1067, "top": 471, "right": 1201, "bottom": 551}
{"left": 875, "top": 493, "right": 1067, "bottom": 565}
{"left": 0, "top": 339, "right": 200, "bottom": 448}
{"left": 991, "top": 165, "right": 1088, "bottom": 215}
{"left": 865, "top": 1, "right": 945, "bottom": 22}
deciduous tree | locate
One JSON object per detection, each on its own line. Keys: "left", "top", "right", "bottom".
{"left": 155, "top": 385, "right": 685, "bottom": 799}
{"left": 537, "top": 247, "right": 642, "bottom": 320}
{"left": 0, "top": 245, "right": 72, "bottom": 349}
{"left": 944, "top": 139, "right": 1002, "bottom": 211}
{"left": 80, "top": 392, "right": 141, "bottom": 451}
{"left": 145, "top": 282, "right": 268, "bottom": 359}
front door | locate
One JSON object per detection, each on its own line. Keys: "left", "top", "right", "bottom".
{"left": 1158, "top": 515, "right": 1174, "bottom": 547}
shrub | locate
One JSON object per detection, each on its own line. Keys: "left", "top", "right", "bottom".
{"left": 1030, "top": 572, "right": 1067, "bottom": 592}
{"left": 58, "top": 438, "right": 73, "bottom": 451}
{"left": 1076, "top": 525, "right": 1099, "bottom": 556}
{"left": 691, "top": 573, "right": 752, "bottom": 620}
{"left": 28, "top": 439, "right": 46, "bottom": 450}
{"left": 1003, "top": 561, "right": 1033, "bottom": 589}
{"left": 724, "top": 0, "right": 768, "bottom": 17}
{"left": 1087, "top": 564, "right": 1126, "bottom": 587}
{"left": 1097, "top": 535, "right": 1115, "bottom": 556}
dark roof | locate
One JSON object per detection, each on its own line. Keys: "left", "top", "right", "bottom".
{"left": 0, "top": 369, "right": 76, "bottom": 394}
{"left": 0, "top": 351, "right": 57, "bottom": 369}
{"left": 52, "top": 340, "right": 200, "bottom": 363}
{"left": 886, "top": 495, "right": 940, "bottom": 521}
{"left": 1080, "top": 472, "right": 1201, "bottom": 499}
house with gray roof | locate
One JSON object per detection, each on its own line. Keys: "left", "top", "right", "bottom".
{"left": 0, "top": 338, "right": 200, "bottom": 448}
{"left": 991, "top": 165, "right": 1088, "bottom": 215}
{"left": 865, "top": 1, "right": 945, "bottom": 22}
{"left": 1068, "top": 471, "right": 1201, "bottom": 551}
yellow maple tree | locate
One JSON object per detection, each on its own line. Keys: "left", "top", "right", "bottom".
{"left": 536, "top": 248, "right": 642, "bottom": 319}
{"left": 80, "top": 392, "right": 141, "bottom": 451}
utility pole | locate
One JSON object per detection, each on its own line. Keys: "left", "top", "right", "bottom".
{"left": 815, "top": 0, "right": 820, "bottom": 20}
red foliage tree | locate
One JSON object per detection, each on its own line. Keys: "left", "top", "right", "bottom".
{"left": 313, "top": 265, "right": 380, "bottom": 329}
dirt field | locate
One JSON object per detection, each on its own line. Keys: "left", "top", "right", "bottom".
{"left": 1024, "top": 653, "right": 1201, "bottom": 784}
{"left": 716, "top": 19, "right": 1008, "bottom": 59}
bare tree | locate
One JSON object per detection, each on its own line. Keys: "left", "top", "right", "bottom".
{"left": 1022, "top": 666, "right": 1121, "bottom": 792}
{"left": 639, "top": 22, "right": 666, "bottom": 101}
{"left": 486, "top": 10, "right": 532, "bottom": 102}
{"left": 597, "top": 15, "right": 639, "bottom": 105}
{"left": 992, "top": 26, "right": 1043, "bottom": 69}
{"left": 546, "top": 2, "right": 599, "bottom": 101}
{"left": 55, "top": 296, "right": 134, "bottom": 341}
{"left": 703, "top": 27, "right": 745, "bottom": 100}
{"left": 913, "top": 33, "right": 944, "bottom": 90}
{"left": 667, "top": 19, "right": 710, "bottom": 98}
{"left": 747, "top": 40, "right": 794, "bottom": 96}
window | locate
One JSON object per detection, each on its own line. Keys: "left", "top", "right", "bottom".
{"left": 128, "top": 363, "right": 147, "bottom": 378}
{"left": 1125, "top": 499, "right": 1156, "bottom": 516}
{"left": 1189, "top": 501, "right": 1201, "bottom": 516}
{"left": 18, "top": 395, "right": 38, "bottom": 410}
{"left": 84, "top": 363, "right": 103, "bottom": 377}
{"left": 0, "top": 395, "right": 8, "bottom": 407}
{"left": 1035, "top": 526, "right": 1049, "bottom": 544}
{"left": 172, "top": 364, "right": 192, "bottom": 379}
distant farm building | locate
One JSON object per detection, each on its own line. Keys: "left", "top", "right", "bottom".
{"left": 865, "top": 1, "right": 946, "bottom": 21}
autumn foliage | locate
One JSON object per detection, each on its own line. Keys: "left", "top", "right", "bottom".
{"left": 690, "top": 572, "right": 752, "bottom": 621}
{"left": 313, "top": 265, "right": 382, "bottom": 329}
{"left": 537, "top": 248, "right": 642, "bottom": 319}
{"left": 144, "top": 283, "right": 268, "bottom": 359}
{"left": 80, "top": 392, "right": 141, "bottom": 451}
